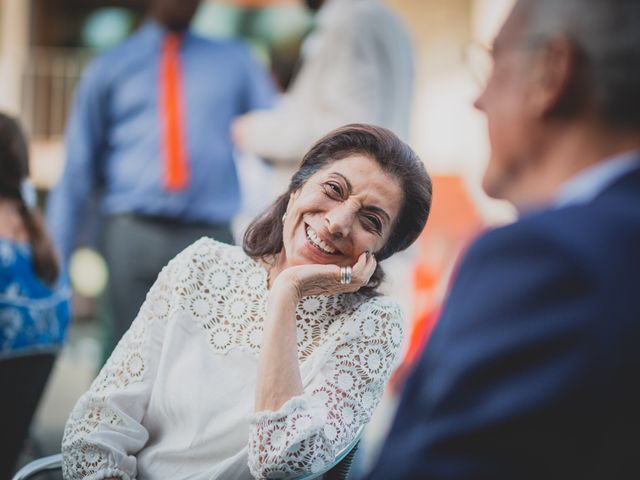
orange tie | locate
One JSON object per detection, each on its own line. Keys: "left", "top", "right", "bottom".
{"left": 159, "top": 32, "right": 189, "bottom": 191}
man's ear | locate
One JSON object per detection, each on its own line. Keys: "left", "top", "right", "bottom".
{"left": 527, "top": 37, "right": 578, "bottom": 118}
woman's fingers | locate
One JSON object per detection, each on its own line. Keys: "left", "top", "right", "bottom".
{"left": 364, "top": 252, "right": 377, "bottom": 282}
{"left": 277, "top": 251, "right": 378, "bottom": 299}
{"left": 346, "top": 251, "right": 377, "bottom": 289}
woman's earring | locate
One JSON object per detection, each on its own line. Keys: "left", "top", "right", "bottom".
{"left": 282, "top": 212, "right": 287, "bottom": 223}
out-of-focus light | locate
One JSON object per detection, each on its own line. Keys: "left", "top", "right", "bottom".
{"left": 250, "top": 5, "right": 311, "bottom": 44}
{"left": 82, "top": 8, "right": 135, "bottom": 50}
{"left": 225, "top": 0, "right": 297, "bottom": 7}
{"left": 193, "top": 3, "right": 240, "bottom": 39}
{"left": 69, "top": 248, "right": 108, "bottom": 298}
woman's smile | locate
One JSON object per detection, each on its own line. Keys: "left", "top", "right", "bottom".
{"left": 305, "top": 223, "right": 340, "bottom": 255}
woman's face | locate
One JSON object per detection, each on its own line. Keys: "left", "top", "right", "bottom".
{"left": 281, "top": 154, "right": 403, "bottom": 268}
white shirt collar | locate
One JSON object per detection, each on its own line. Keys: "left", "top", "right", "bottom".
{"left": 554, "top": 150, "right": 640, "bottom": 208}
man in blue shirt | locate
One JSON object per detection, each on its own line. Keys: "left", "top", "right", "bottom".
{"left": 46, "top": 0, "right": 275, "bottom": 351}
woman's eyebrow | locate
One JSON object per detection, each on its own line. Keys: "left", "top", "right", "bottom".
{"left": 329, "top": 172, "right": 353, "bottom": 193}
{"left": 329, "top": 172, "right": 391, "bottom": 224}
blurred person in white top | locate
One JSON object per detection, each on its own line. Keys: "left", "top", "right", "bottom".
{"left": 232, "top": 0, "right": 415, "bottom": 194}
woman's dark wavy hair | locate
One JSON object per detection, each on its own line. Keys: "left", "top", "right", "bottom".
{"left": 243, "top": 124, "right": 432, "bottom": 295}
{"left": 0, "top": 113, "right": 59, "bottom": 285}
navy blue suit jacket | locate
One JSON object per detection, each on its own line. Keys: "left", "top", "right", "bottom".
{"left": 368, "top": 166, "right": 640, "bottom": 479}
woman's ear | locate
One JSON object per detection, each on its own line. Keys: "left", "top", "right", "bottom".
{"left": 284, "top": 190, "right": 299, "bottom": 217}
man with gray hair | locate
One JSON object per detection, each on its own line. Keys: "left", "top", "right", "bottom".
{"left": 367, "top": 0, "right": 640, "bottom": 478}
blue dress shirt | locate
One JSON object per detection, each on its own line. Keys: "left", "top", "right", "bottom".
{"left": 0, "top": 239, "right": 70, "bottom": 353}
{"left": 46, "top": 21, "right": 275, "bottom": 263}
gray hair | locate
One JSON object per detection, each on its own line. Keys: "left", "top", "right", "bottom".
{"left": 520, "top": 0, "right": 640, "bottom": 128}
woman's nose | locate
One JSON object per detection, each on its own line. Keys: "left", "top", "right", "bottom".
{"left": 324, "top": 204, "right": 355, "bottom": 238}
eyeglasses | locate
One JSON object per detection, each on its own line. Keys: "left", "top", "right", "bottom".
{"left": 464, "top": 36, "right": 550, "bottom": 88}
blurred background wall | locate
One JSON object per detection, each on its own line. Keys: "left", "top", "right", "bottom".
{"left": 0, "top": 0, "right": 514, "bottom": 215}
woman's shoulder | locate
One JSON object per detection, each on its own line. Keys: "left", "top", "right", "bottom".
{"left": 0, "top": 238, "right": 37, "bottom": 292}
{"left": 0, "top": 237, "right": 68, "bottom": 300}
{"left": 0, "top": 238, "right": 70, "bottom": 352}
{"left": 172, "top": 237, "right": 258, "bottom": 274}
{"left": 0, "top": 237, "right": 30, "bottom": 264}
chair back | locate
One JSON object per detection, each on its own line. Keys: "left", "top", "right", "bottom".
{"left": 12, "top": 423, "right": 365, "bottom": 480}
{"left": 296, "top": 425, "right": 365, "bottom": 480}
{"left": 11, "top": 454, "right": 61, "bottom": 480}
{"left": 323, "top": 440, "right": 360, "bottom": 480}
{"left": 1, "top": 348, "right": 58, "bottom": 480}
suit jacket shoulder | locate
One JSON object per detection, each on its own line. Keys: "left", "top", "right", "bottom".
{"left": 368, "top": 167, "right": 640, "bottom": 480}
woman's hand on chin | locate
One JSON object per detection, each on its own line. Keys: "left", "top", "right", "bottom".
{"left": 271, "top": 251, "right": 376, "bottom": 300}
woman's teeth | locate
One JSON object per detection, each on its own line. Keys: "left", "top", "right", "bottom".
{"left": 306, "top": 225, "right": 336, "bottom": 254}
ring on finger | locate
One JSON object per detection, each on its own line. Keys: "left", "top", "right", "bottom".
{"left": 340, "top": 266, "right": 352, "bottom": 285}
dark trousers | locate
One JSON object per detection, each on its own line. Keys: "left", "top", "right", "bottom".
{"left": 101, "top": 214, "right": 233, "bottom": 354}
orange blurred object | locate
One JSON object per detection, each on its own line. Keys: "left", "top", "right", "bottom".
{"left": 391, "top": 175, "right": 483, "bottom": 391}
{"left": 423, "top": 175, "right": 483, "bottom": 242}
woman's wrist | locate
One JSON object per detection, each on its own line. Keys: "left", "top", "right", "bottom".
{"left": 269, "top": 270, "right": 301, "bottom": 304}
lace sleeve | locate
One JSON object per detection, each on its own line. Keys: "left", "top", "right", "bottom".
{"left": 247, "top": 296, "right": 404, "bottom": 479}
{"left": 61, "top": 241, "right": 196, "bottom": 480}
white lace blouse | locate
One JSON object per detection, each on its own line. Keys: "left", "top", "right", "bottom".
{"left": 62, "top": 238, "right": 404, "bottom": 480}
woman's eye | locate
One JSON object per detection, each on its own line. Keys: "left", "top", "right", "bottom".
{"left": 325, "top": 182, "right": 343, "bottom": 197}
{"left": 365, "top": 215, "right": 382, "bottom": 233}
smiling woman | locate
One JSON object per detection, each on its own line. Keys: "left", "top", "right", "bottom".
{"left": 244, "top": 123, "right": 432, "bottom": 293}
{"left": 61, "top": 124, "right": 432, "bottom": 480}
